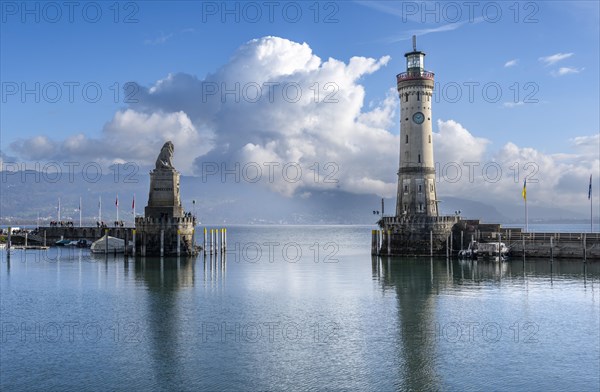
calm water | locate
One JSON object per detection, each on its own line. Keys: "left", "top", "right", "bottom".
{"left": 1, "top": 225, "right": 599, "bottom": 391}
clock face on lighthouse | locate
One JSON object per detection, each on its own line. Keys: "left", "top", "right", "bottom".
{"left": 412, "top": 112, "right": 425, "bottom": 124}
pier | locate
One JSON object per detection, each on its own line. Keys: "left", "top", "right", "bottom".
{"left": 373, "top": 219, "right": 600, "bottom": 260}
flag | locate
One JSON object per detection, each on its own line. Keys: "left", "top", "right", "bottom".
{"left": 522, "top": 179, "right": 527, "bottom": 201}
{"left": 589, "top": 175, "right": 592, "bottom": 200}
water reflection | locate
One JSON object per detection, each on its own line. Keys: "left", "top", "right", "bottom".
{"left": 372, "top": 256, "right": 599, "bottom": 391}
{"left": 373, "top": 256, "right": 442, "bottom": 391}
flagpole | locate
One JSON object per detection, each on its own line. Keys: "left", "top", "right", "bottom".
{"left": 116, "top": 194, "right": 119, "bottom": 223}
{"left": 525, "top": 197, "right": 528, "bottom": 233}
{"left": 79, "top": 197, "right": 82, "bottom": 228}
{"left": 58, "top": 197, "right": 61, "bottom": 222}
{"left": 99, "top": 196, "right": 102, "bottom": 223}
{"left": 591, "top": 175, "right": 593, "bottom": 232}
{"left": 132, "top": 193, "right": 136, "bottom": 225}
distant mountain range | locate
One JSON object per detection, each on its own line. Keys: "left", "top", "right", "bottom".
{"left": 0, "top": 169, "right": 594, "bottom": 225}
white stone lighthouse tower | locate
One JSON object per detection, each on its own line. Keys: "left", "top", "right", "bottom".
{"left": 395, "top": 36, "right": 438, "bottom": 217}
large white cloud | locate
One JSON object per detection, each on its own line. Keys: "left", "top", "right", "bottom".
{"left": 6, "top": 36, "right": 599, "bottom": 212}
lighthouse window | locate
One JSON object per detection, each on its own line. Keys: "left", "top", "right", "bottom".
{"left": 404, "top": 94, "right": 408, "bottom": 102}
{"left": 428, "top": 135, "right": 431, "bottom": 143}
{"left": 417, "top": 92, "right": 420, "bottom": 101}
{"left": 404, "top": 185, "right": 408, "bottom": 193}
{"left": 418, "top": 185, "right": 422, "bottom": 193}
{"left": 405, "top": 134, "right": 409, "bottom": 143}
{"left": 419, "top": 203, "right": 423, "bottom": 212}
{"left": 430, "top": 183, "right": 434, "bottom": 192}
{"left": 418, "top": 154, "right": 421, "bottom": 163}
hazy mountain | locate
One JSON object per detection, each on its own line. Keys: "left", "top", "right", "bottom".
{"left": 0, "top": 169, "right": 594, "bottom": 225}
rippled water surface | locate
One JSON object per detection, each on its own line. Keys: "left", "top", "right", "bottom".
{"left": 1, "top": 225, "right": 599, "bottom": 391}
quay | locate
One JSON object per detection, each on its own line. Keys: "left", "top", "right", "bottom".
{"left": 372, "top": 219, "right": 600, "bottom": 260}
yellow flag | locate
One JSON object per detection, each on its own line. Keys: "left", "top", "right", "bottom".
{"left": 522, "top": 179, "right": 527, "bottom": 201}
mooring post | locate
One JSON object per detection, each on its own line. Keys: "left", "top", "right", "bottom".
{"left": 550, "top": 236, "right": 553, "bottom": 260}
{"left": 25, "top": 232, "right": 28, "bottom": 248}
{"left": 203, "top": 227, "right": 207, "bottom": 255}
{"left": 177, "top": 229, "right": 181, "bottom": 257}
{"left": 387, "top": 230, "right": 391, "bottom": 256}
{"left": 430, "top": 230, "right": 433, "bottom": 256}
{"left": 141, "top": 232, "right": 146, "bottom": 257}
{"left": 460, "top": 231, "right": 464, "bottom": 251}
{"left": 105, "top": 228, "right": 109, "bottom": 254}
{"left": 371, "top": 230, "right": 377, "bottom": 255}
{"left": 132, "top": 229, "right": 136, "bottom": 257}
{"left": 7, "top": 227, "right": 11, "bottom": 250}
{"left": 44, "top": 230, "right": 47, "bottom": 247}
{"left": 124, "top": 231, "right": 129, "bottom": 256}
{"left": 583, "top": 233, "right": 587, "bottom": 262}
{"left": 446, "top": 235, "right": 449, "bottom": 259}
{"left": 160, "top": 229, "right": 164, "bottom": 257}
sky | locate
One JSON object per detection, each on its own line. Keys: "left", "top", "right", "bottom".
{"left": 1, "top": 0, "right": 599, "bottom": 218}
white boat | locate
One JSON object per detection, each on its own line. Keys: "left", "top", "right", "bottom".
{"left": 90, "top": 234, "right": 132, "bottom": 254}
{"left": 458, "top": 241, "right": 509, "bottom": 260}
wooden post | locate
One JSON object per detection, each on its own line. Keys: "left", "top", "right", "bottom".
{"left": 583, "top": 233, "right": 587, "bottom": 262}
{"left": 132, "top": 229, "right": 136, "bottom": 256}
{"left": 25, "top": 232, "right": 28, "bottom": 248}
{"left": 44, "top": 230, "right": 46, "bottom": 247}
{"left": 141, "top": 232, "right": 146, "bottom": 257}
{"left": 160, "top": 229, "right": 164, "bottom": 257}
{"left": 177, "top": 230, "right": 181, "bottom": 257}
{"left": 7, "top": 227, "right": 11, "bottom": 250}
{"left": 550, "top": 236, "right": 553, "bottom": 260}
{"left": 387, "top": 230, "right": 391, "bottom": 256}
{"left": 430, "top": 230, "right": 433, "bottom": 256}
{"left": 124, "top": 230, "right": 129, "bottom": 256}
{"left": 105, "top": 228, "right": 109, "bottom": 254}
{"left": 446, "top": 235, "right": 449, "bottom": 259}
{"left": 203, "top": 227, "right": 207, "bottom": 255}
{"left": 371, "top": 230, "right": 377, "bottom": 255}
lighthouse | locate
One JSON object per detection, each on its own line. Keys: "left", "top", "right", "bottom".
{"left": 396, "top": 35, "right": 438, "bottom": 217}
{"left": 376, "top": 36, "right": 457, "bottom": 256}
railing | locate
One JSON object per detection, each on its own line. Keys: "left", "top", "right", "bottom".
{"left": 396, "top": 71, "right": 435, "bottom": 81}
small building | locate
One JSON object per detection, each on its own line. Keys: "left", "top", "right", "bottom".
{"left": 135, "top": 141, "right": 197, "bottom": 256}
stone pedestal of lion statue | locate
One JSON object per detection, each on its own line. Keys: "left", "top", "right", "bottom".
{"left": 135, "top": 141, "right": 198, "bottom": 256}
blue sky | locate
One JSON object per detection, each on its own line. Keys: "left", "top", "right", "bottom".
{"left": 1, "top": 1, "right": 599, "bottom": 215}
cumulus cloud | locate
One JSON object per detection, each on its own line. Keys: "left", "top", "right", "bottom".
{"left": 6, "top": 36, "right": 598, "bottom": 212}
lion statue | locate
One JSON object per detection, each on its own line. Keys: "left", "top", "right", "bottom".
{"left": 155, "top": 141, "right": 175, "bottom": 170}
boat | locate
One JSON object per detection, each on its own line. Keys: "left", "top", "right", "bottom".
{"left": 458, "top": 240, "right": 509, "bottom": 260}
{"left": 55, "top": 239, "right": 72, "bottom": 246}
{"left": 90, "top": 234, "right": 132, "bottom": 254}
